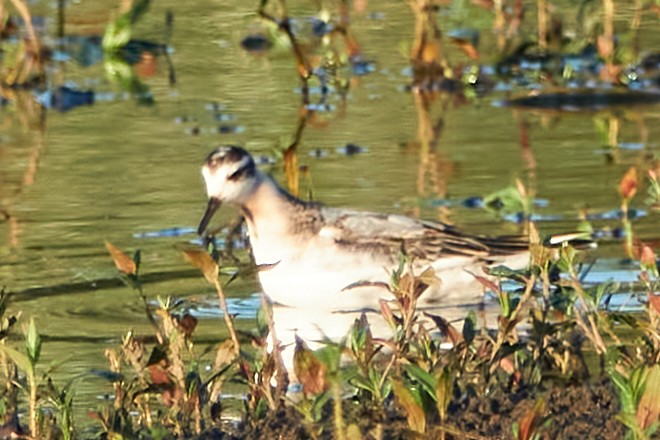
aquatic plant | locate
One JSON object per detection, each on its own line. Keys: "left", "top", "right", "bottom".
{"left": 3, "top": 227, "right": 659, "bottom": 438}
{"left": 0, "top": 293, "right": 77, "bottom": 439}
{"left": 102, "top": 0, "right": 156, "bottom": 104}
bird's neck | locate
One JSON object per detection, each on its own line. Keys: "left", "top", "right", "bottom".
{"left": 239, "top": 174, "right": 306, "bottom": 261}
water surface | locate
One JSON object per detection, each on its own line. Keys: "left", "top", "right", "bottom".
{"left": 1, "top": 0, "right": 659, "bottom": 416}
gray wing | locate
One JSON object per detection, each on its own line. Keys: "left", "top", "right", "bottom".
{"left": 319, "top": 207, "right": 528, "bottom": 263}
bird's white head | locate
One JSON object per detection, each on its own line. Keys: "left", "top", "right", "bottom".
{"left": 198, "top": 145, "right": 259, "bottom": 235}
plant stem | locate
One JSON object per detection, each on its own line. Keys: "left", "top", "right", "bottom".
{"left": 29, "top": 368, "right": 37, "bottom": 438}
{"left": 213, "top": 277, "right": 240, "bottom": 356}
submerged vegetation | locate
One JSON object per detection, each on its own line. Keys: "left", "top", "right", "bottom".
{"left": 1, "top": 0, "right": 660, "bottom": 438}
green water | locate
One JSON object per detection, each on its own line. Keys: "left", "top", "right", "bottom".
{"left": 0, "top": 0, "right": 659, "bottom": 419}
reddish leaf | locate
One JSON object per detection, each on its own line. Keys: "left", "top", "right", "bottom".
{"left": 597, "top": 35, "right": 614, "bottom": 60}
{"left": 423, "top": 41, "right": 440, "bottom": 64}
{"left": 619, "top": 167, "right": 638, "bottom": 200}
{"left": 518, "top": 398, "right": 546, "bottom": 440}
{"left": 499, "top": 356, "right": 516, "bottom": 374}
{"left": 293, "top": 337, "right": 327, "bottom": 396}
{"left": 648, "top": 292, "right": 660, "bottom": 315}
{"left": 104, "top": 241, "right": 136, "bottom": 275}
{"left": 450, "top": 37, "right": 479, "bottom": 60}
{"left": 86, "top": 411, "right": 101, "bottom": 421}
{"left": 379, "top": 299, "right": 396, "bottom": 327}
{"left": 475, "top": 340, "right": 492, "bottom": 360}
{"left": 639, "top": 244, "right": 657, "bottom": 270}
{"left": 178, "top": 314, "right": 198, "bottom": 338}
{"left": 637, "top": 365, "right": 660, "bottom": 429}
{"left": 161, "top": 385, "right": 182, "bottom": 407}
{"left": 149, "top": 364, "right": 171, "bottom": 386}
{"left": 424, "top": 312, "right": 463, "bottom": 345}
{"left": 469, "top": 271, "right": 500, "bottom": 293}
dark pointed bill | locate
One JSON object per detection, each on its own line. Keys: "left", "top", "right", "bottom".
{"left": 198, "top": 197, "right": 222, "bottom": 236}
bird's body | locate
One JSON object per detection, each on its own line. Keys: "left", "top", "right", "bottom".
{"left": 198, "top": 146, "right": 532, "bottom": 315}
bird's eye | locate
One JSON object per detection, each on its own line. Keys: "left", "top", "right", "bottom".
{"left": 227, "top": 165, "right": 247, "bottom": 181}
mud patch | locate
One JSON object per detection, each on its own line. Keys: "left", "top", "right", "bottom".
{"left": 235, "top": 379, "right": 625, "bottom": 439}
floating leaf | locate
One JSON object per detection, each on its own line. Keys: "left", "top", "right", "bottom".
{"left": 105, "top": 240, "right": 137, "bottom": 275}
{"left": 620, "top": 167, "right": 638, "bottom": 200}
{"left": 183, "top": 249, "right": 218, "bottom": 284}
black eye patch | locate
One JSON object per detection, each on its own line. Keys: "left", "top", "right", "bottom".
{"left": 227, "top": 163, "right": 255, "bottom": 181}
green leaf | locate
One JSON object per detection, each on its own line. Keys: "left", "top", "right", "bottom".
{"left": 608, "top": 368, "right": 635, "bottom": 414}
{"left": 392, "top": 379, "right": 426, "bottom": 434}
{"left": 310, "top": 390, "right": 332, "bottom": 422}
{"left": 254, "top": 396, "right": 269, "bottom": 419}
{"left": 256, "top": 301, "right": 270, "bottom": 339}
{"left": 404, "top": 364, "right": 437, "bottom": 402}
{"left": 133, "top": 250, "right": 141, "bottom": 275}
{"left": 483, "top": 185, "right": 526, "bottom": 215}
{"left": 349, "top": 374, "right": 376, "bottom": 394}
{"left": 0, "top": 344, "right": 33, "bottom": 376}
{"left": 314, "top": 343, "right": 342, "bottom": 373}
{"left": 25, "top": 317, "right": 41, "bottom": 365}
{"left": 102, "top": 0, "right": 151, "bottom": 52}
{"left": 350, "top": 313, "right": 374, "bottom": 369}
{"left": 103, "top": 54, "right": 153, "bottom": 105}
{"left": 463, "top": 310, "right": 477, "bottom": 343}
{"left": 630, "top": 366, "right": 650, "bottom": 406}
{"left": 617, "top": 413, "right": 643, "bottom": 436}
{"left": 435, "top": 368, "right": 452, "bottom": 421}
